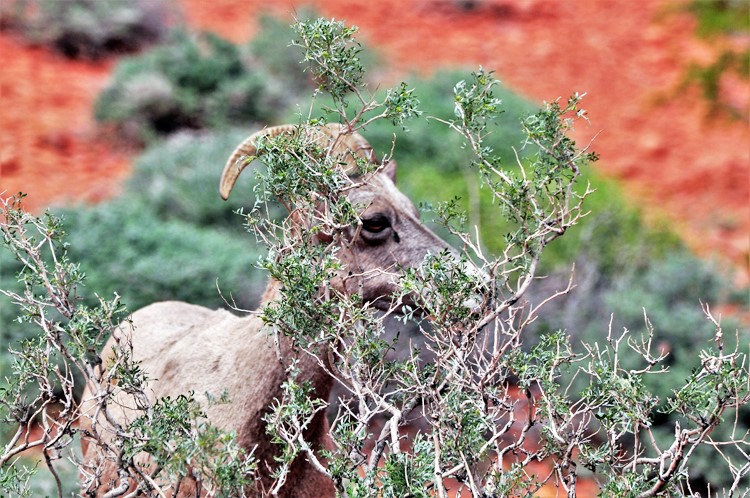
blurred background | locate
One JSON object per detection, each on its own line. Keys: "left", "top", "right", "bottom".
{"left": 0, "top": 0, "right": 748, "bottom": 495}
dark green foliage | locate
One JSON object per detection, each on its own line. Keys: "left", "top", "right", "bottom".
{"left": 687, "top": 0, "right": 750, "bottom": 37}
{"left": 0, "top": 196, "right": 258, "bottom": 496}
{"left": 0, "top": 0, "right": 170, "bottom": 59}
{"left": 249, "top": 12, "right": 315, "bottom": 96}
{"left": 122, "top": 394, "right": 257, "bottom": 492}
{"left": 353, "top": 70, "right": 538, "bottom": 175}
{"left": 293, "top": 18, "right": 365, "bottom": 104}
{"left": 58, "top": 199, "right": 265, "bottom": 313}
{"left": 94, "top": 30, "right": 290, "bottom": 143}
{"left": 379, "top": 436, "right": 434, "bottom": 498}
{"left": 126, "top": 129, "right": 258, "bottom": 227}
{"left": 529, "top": 240, "right": 748, "bottom": 491}
{"left": 671, "top": 0, "right": 750, "bottom": 119}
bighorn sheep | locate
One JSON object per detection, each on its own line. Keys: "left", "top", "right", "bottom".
{"left": 80, "top": 123, "right": 454, "bottom": 497}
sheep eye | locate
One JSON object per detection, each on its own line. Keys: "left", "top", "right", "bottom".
{"left": 362, "top": 215, "right": 390, "bottom": 233}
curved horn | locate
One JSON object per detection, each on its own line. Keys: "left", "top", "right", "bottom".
{"left": 219, "top": 123, "right": 378, "bottom": 200}
{"left": 219, "top": 124, "right": 296, "bottom": 201}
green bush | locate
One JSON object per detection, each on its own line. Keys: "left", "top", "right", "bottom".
{"left": 686, "top": 0, "right": 750, "bottom": 37}
{"left": 54, "top": 130, "right": 272, "bottom": 312}
{"left": 527, "top": 230, "right": 748, "bottom": 491}
{"left": 95, "top": 30, "right": 290, "bottom": 143}
{"left": 91, "top": 9, "right": 381, "bottom": 145}
{"left": 600, "top": 252, "right": 747, "bottom": 489}
{"left": 1, "top": 197, "right": 257, "bottom": 496}
{"left": 59, "top": 199, "right": 265, "bottom": 312}
{"left": 249, "top": 11, "right": 320, "bottom": 96}
{"left": 0, "top": 0, "right": 170, "bottom": 58}
{"left": 294, "top": 69, "right": 538, "bottom": 176}
{"left": 125, "top": 129, "right": 265, "bottom": 228}
{"left": 0, "top": 198, "right": 264, "bottom": 342}
{"left": 668, "top": 0, "right": 750, "bottom": 119}
{"left": 0, "top": 129, "right": 269, "bottom": 476}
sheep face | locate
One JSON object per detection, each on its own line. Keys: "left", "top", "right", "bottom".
{"left": 335, "top": 162, "right": 451, "bottom": 310}
{"left": 221, "top": 124, "right": 454, "bottom": 311}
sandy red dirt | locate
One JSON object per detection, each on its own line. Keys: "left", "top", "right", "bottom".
{"left": 2, "top": 0, "right": 747, "bottom": 283}
{"left": 0, "top": 35, "right": 132, "bottom": 209}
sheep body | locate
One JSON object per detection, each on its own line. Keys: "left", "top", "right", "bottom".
{"left": 84, "top": 295, "right": 334, "bottom": 497}
{"left": 80, "top": 124, "right": 450, "bottom": 497}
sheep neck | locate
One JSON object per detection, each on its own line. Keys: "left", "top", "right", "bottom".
{"left": 235, "top": 278, "right": 335, "bottom": 493}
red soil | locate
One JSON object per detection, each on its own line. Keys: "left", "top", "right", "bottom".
{"left": 0, "top": 35, "right": 131, "bottom": 209}
{"left": 1, "top": 0, "right": 748, "bottom": 284}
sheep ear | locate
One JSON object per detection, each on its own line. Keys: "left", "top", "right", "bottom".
{"left": 382, "top": 159, "right": 397, "bottom": 183}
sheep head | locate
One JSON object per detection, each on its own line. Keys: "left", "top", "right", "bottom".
{"left": 220, "top": 123, "right": 452, "bottom": 310}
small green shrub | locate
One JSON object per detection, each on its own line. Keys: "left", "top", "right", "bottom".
{"left": 687, "top": 0, "right": 750, "bottom": 37}
{"left": 297, "top": 69, "right": 538, "bottom": 176}
{"left": 667, "top": 0, "right": 750, "bottom": 119}
{"left": 0, "top": 0, "right": 170, "bottom": 58}
{"left": 59, "top": 199, "right": 266, "bottom": 313}
{"left": 0, "top": 197, "right": 257, "bottom": 496}
{"left": 598, "top": 253, "right": 747, "bottom": 491}
{"left": 95, "top": 30, "right": 290, "bottom": 143}
{"left": 1, "top": 129, "right": 269, "bottom": 361}
{"left": 0, "top": 198, "right": 265, "bottom": 348}
{"left": 249, "top": 11, "right": 319, "bottom": 96}
{"left": 528, "top": 235, "right": 748, "bottom": 492}
{"left": 125, "top": 129, "right": 262, "bottom": 228}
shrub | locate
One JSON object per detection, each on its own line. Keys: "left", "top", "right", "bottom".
{"left": 58, "top": 199, "right": 266, "bottom": 313}
{"left": 596, "top": 253, "right": 747, "bottom": 491}
{"left": 0, "top": 196, "right": 257, "bottom": 495}
{"left": 249, "top": 10, "right": 322, "bottom": 97}
{"left": 125, "top": 129, "right": 263, "bottom": 228}
{"left": 0, "top": 127, "right": 269, "bottom": 492}
{"left": 528, "top": 235, "right": 749, "bottom": 491}
{"left": 0, "top": 0, "right": 170, "bottom": 58}
{"left": 0, "top": 129, "right": 270, "bottom": 423}
{"left": 91, "top": 10, "right": 378, "bottom": 145}
{"left": 668, "top": 0, "right": 750, "bottom": 119}
{"left": 94, "top": 30, "right": 290, "bottom": 143}
{"left": 0, "top": 196, "right": 265, "bottom": 415}
{"left": 315, "top": 70, "right": 650, "bottom": 266}
{"left": 0, "top": 129, "right": 269, "bottom": 359}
